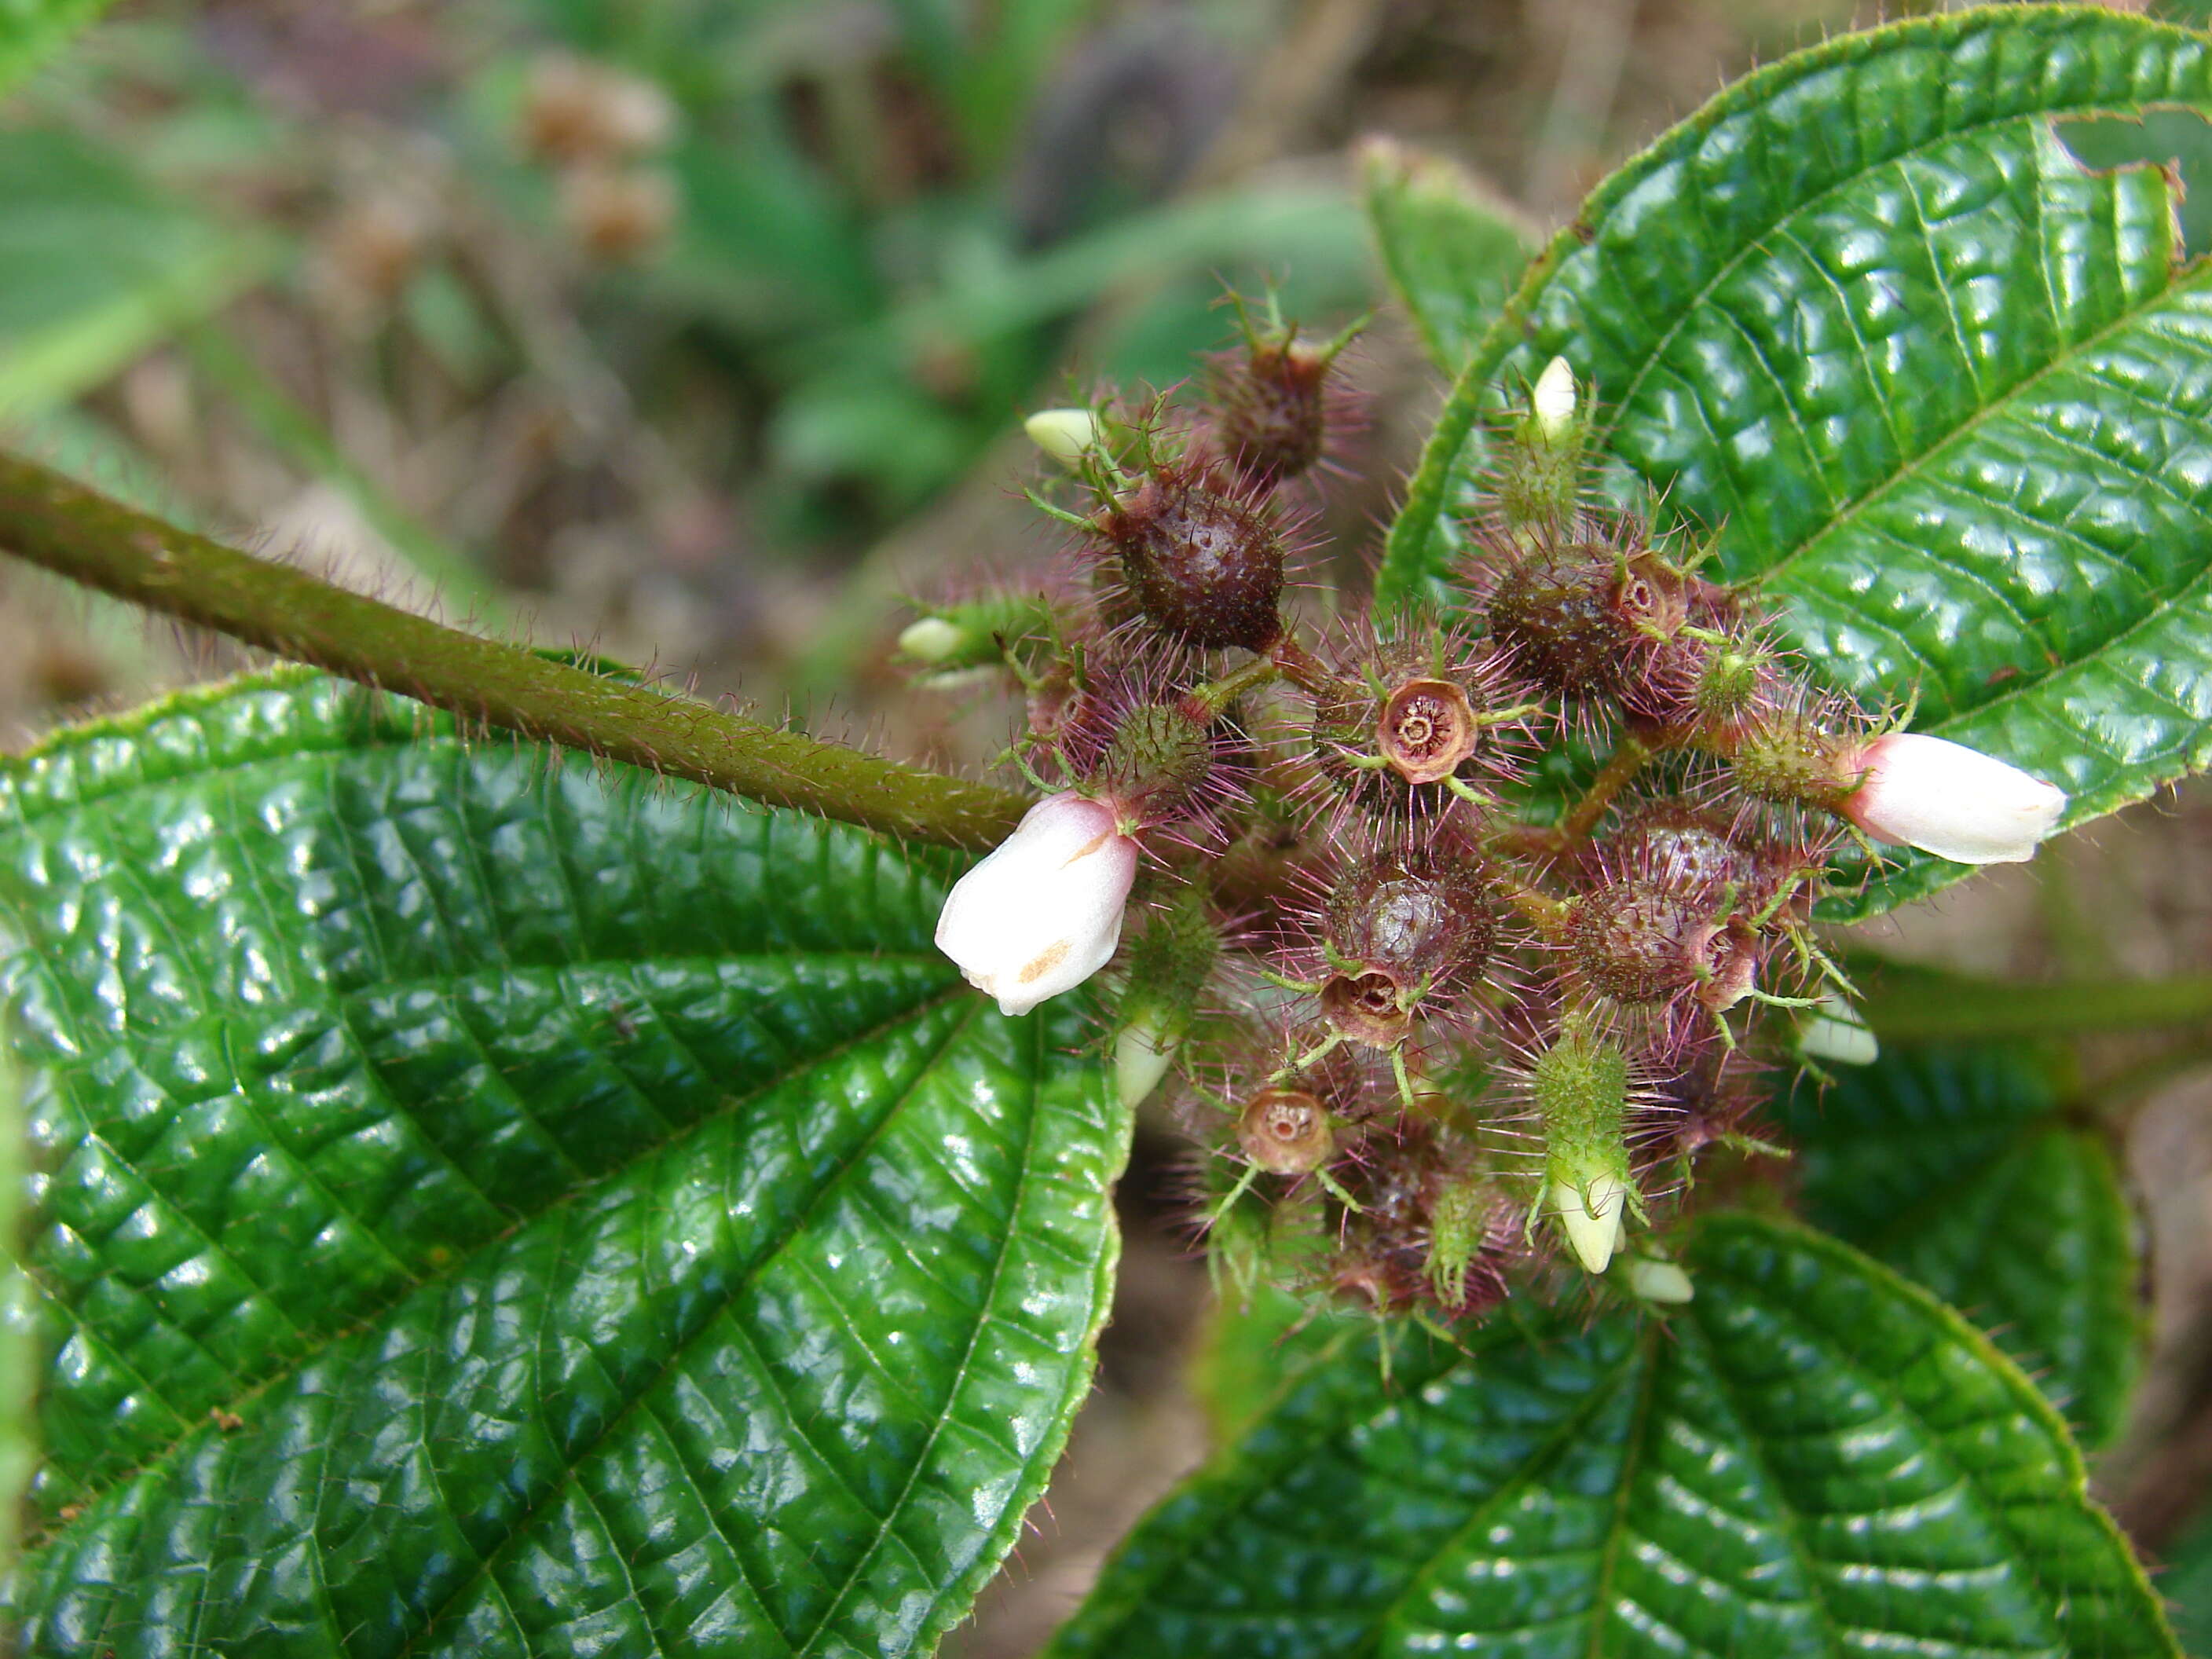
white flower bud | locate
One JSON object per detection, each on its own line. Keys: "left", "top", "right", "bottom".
{"left": 1531, "top": 355, "right": 1577, "bottom": 441}
{"left": 897, "top": 616, "right": 966, "bottom": 664}
{"left": 1024, "top": 408, "right": 1105, "bottom": 469}
{"left": 1623, "top": 1256, "right": 1694, "bottom": 1304}
{"left": 1799, "top": 993, "right": 1877, "bottom": 1067}
{"left": 1547, "top": 1172, "right": 1626, "bottom": 1274}
{"left": 935, "top": 793, "right": 1138, "bottom": 1017}
{"left": 1113, "top": 1013, "right": 1175, "bottom": 1110}
{"left": 1840, "top": 732, "right": 2067, "bottom": 864}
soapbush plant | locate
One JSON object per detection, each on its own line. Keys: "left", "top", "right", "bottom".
{"left": 4, "top": 5, "right": 2212, "bottom": 1657}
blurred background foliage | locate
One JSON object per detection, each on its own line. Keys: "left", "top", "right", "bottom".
{"left": 9, "top": 1, "right": 2212, "bottom": 1653}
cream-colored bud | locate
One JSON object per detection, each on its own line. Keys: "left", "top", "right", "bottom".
{"left": 1024, "top": 408, "right": 1105, "bottom": 469}
{"left": 1799, "top": 994, "right": 1878, "bottom": 1067}
{"left": 1623, "top": 1256, "right": 1694, "bottom": 1304}
{"left": 1548, "top": 1173, "right": 1627, "bottom": 1274}
{"left": 1114, "top": 1014, "right": 1176, "bottom": 1111}
{"left": 1532, "top": 355, "right": 1577, "bottom": 441}
{"left": 897, "top": 616, "right": 966, "bottom": 664}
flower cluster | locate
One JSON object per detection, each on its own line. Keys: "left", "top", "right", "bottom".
{"left": 924, "top": 298, "right": 2067, "bottom": 1320}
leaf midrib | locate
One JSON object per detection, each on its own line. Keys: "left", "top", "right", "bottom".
{"left": 385, "top": 995, "right": 989, "bottom": 1659}
{"left": 20, "top": 977, "right": 979, "bottom": 1553}
{"left": 1690, "top": 1237, "right": 2078, "bottom": 1655}
{"left": 795, "top": 1005, "right": 1045, "bottom": 1658}
{"left": 1365, "top": 1336, "right": 1646, "bottom": 1655}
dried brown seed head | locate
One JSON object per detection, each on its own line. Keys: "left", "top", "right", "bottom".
{"left": 1237, "top": 1086, "right": 1334, "bottom": 1174}
{"left": 1378, "top": 676, "right": 1479, "bottom": 786}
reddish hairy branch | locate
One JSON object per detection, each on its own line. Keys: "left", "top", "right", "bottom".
{"left": 0, "top": 450, "right": 1027, "bottom": 851}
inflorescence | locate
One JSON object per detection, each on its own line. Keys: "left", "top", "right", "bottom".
{"left": 913, "top": 295, "right": 2067, "bottom": 1322}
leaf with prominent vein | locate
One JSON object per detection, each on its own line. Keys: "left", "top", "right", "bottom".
{"left": 1778, "top": 1039, "right": 2141, "bottom": 1448}
{"left": 0, "top": 668, "right": 1129, "bottom": 1657}
{"left": 1047, "top": 1214, "right": 2176, "bottom": 1658}
{"left": 1375, "top": 9, "right": 2212, "bottom": 916}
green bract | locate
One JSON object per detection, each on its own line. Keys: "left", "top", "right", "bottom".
{"left": 0, "top": 671, "right": 1130, "bottom": 1655}
{"left": 1375, "top": 7, "right": 2212, "bottom": 917}
{"left": 1049, "top": 1214, "right": 2177, "bottom": 1659}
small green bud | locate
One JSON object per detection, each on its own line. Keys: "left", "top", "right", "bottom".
{"left": 1025, "top": 407, "right": 1106, "bottom": 468}
{"left": 1547, "top": 1171, "right": 1628, "bottom": 1275}
{"left": 1695, "top": 643, "right": 1767, "bottom": 722}
{"left": 1531, "top": 1016, "right": 1634, "bottom": 1274}
{"left": 1099, "top": 703, "right": 1214, "bottom": 809}
{"left": 1623, "top": 1254, "right": 1694, "bottom": 1304}
{"left": 897, "top": 616, "right": 965, "bottom": 664}
{"left": 1530, "top": 356, "right": 1577, "bottom": 442}
{"left": 1798, "top": 994, "right": 1877, "bottom": 1066}
{"left": 896, "top": 592, "right": 1056, "bottom": 673}
{"left": 1426, "top": 1172, "right": 1502, "bottom": 1306}
{"left": 1114, "top": 1014, "right": 1175, "bottom": 1110}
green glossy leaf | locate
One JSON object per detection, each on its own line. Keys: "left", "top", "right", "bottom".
{"left": 0, "top": 1051, "right": 31, "bottom": 1578}
{"left": 2155, "top": 1504, "right": 2212, "bottom": 1652}
{"left": 1361, "top": 139, "right": 1539, "bottom": 372}
{"left": 1048, "top": 1214, "right": 2174, "bottom": 1659}
{"left": 0, "top": 0, "right": 115, "bottom": 98}
{"left": 0, "top": 669, "right": 1130, "bottom": 1656}
{"left": 1376, "top": 9, "right": 2212, "bottom": 917}
{"left": 0, "top": 129, "right": 271, "bottom": 415}
{"left": 1778, "top": 1042, "right": 2141, "bottom": 1448}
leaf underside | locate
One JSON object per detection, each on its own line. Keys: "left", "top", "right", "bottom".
{"left": 0, "top": 669, "right": 1129, "bottom": 1657}
{"left": 1046, "top": 1214, "right": 2176, "bottom": 1659}
{"left": 1778, "top": 1040, "right": 2141, "bottom": 1448}
{"left": 1375, "top": 9, "right": 2212, "bottom": 917}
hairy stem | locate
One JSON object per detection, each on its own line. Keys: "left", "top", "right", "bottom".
{"left": 1186, "top": 652, "right": 1282, "bottom": 719}
{"left": 1550, "top": 732, "right": 1652, "bottom": 847}
{"left": 0, "top": 450, "right": 1027, "bottom": 851}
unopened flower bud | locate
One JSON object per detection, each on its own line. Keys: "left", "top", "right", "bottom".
{"left": 1426, "top": 1171, "right": 1507, "bottom": 1308}
{"left": 935, "top": 793, "right": 1139, "bottom": 1016}
{"left": 1531, "top": 1017, "right": 1634, "bottom": 1273}
{"left": 898, "top": 617, "right": 966, "bottom": 664}
{"left": 1025, "top": 408, "right": 1105, "bottom": 469}
{"left": 899, "top": 591, "right": 1060, "bottom": 676}
{"left": 1623, "top": 1255, "right": 1694, "bottom": 1303}
{"left": 1547, "top": 1171, "right": 1627, "bottom": 1275}
{"left": 1840, "top": 732, "right": 2067, "bottom": 864}
{"left": 1114, "top": 1014, "right": 1176, "bottom": 1110}
{"left": 1531, "top": 356, "right": 1577, "bottom": 441}
{"left": 1798, "top": 994, "right": 1877, "bottom": 1066}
